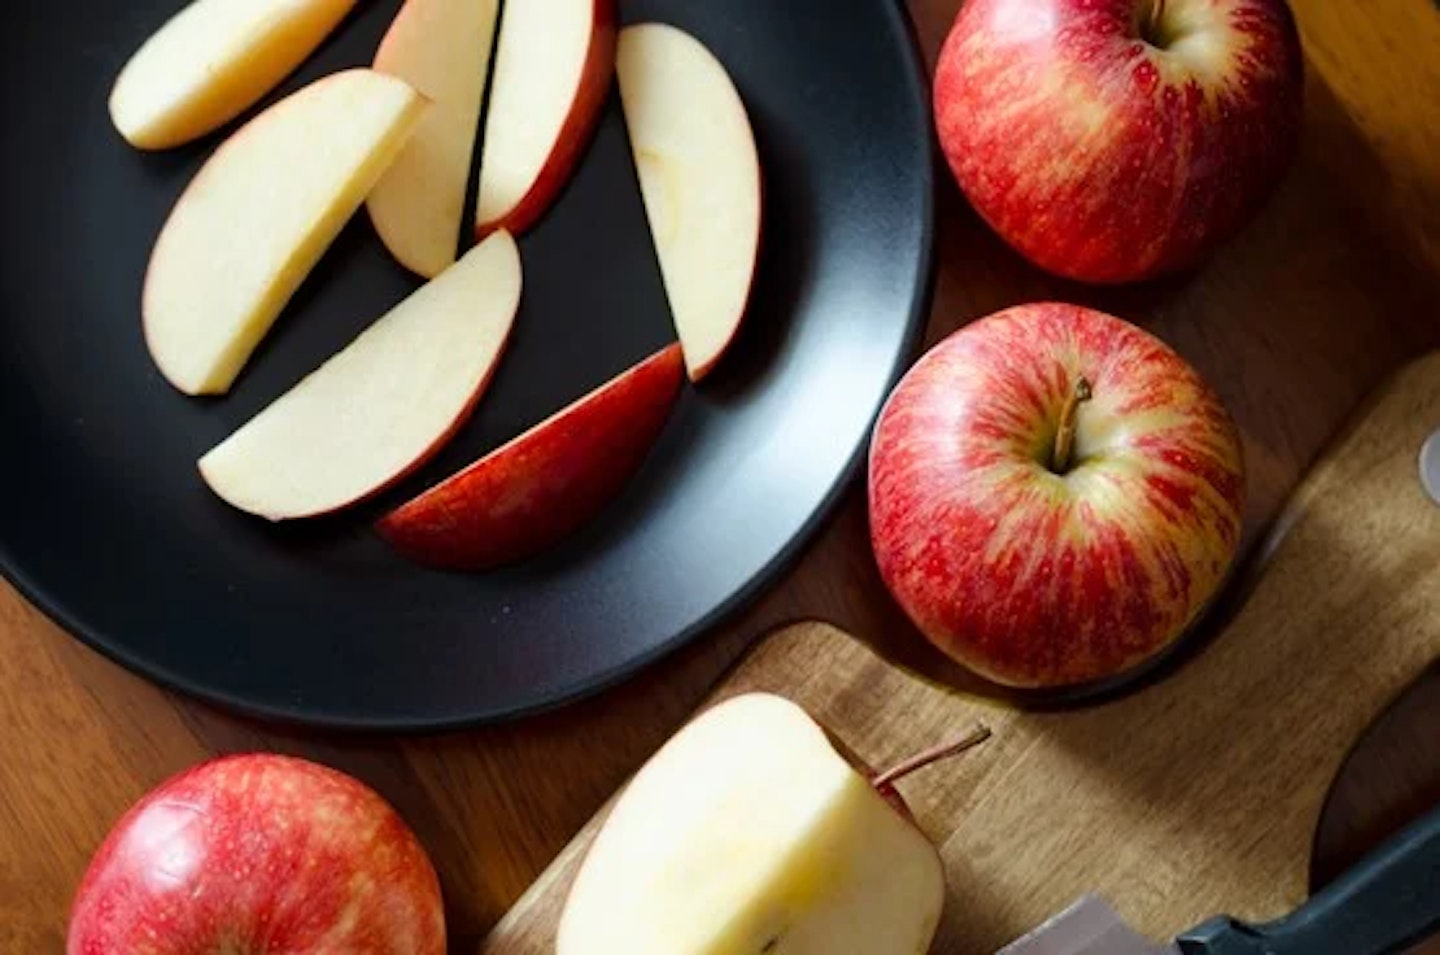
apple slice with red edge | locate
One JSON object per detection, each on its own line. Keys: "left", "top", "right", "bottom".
{"left": 198, "top": 231, "right": 521, "bottom": 522}
{"left": 369, "top": 0, "right": 500, "bottom": 278}
{"left": 473, "top": 0, "right": 616, "bottom": 238}
{"left": 377, "top": 343, "right": 684, "bottom": 570}
{"left": 66, "top": 754, "right": 445, "bottom": 955}
{"left": 110, "top": 0, "right": 358, "bottom": 150}
{"left": 144, "top": 69, "right": 426, "bottom": 396}
{"left": 556, "top": 692, "right": 987, "bottom": 954}
{"left": 617, "top": 24, "right": 762, "bottom": 382}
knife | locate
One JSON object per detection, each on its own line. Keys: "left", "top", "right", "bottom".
{"left": 1422, "top": 428, "right": 1440, "bottom": 506}
{"left": 998, "top": 799, "right": 1440, "bottom": 954}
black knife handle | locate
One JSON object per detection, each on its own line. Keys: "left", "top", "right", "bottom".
{"left": 1176, "top": 801, "right": 1440, "bottom": 955}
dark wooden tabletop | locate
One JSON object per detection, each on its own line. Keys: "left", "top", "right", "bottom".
{"left": 3, "top": 0, "right": 1439, "bottom": 950}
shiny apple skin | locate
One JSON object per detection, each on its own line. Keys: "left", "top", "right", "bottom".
{"left": 868, "top": 303, "right": 1245, "bottom": 688}
{"left": 934, "top": 0, "right": 1303, "bottom": 284}
{"left": 67, "top": 754, "right": 444, "bottom": 955}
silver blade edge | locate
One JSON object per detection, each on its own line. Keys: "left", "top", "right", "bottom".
{"left": 994, "top": 894, "right": 1178, "bottom": 955}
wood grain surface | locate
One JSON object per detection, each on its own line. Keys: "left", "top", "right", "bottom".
{"left": 3, "top": 0, "right": 1440, "bottom": 951}
{"left": 481, "top": 350, "right": 1440, "bottom": 952}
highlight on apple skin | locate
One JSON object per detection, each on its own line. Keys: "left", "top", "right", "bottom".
{"left": 933, "top": 0, "right": 1304, "bottom": 284}
{"left": 474, "top": 0, "right": 618, "bottom": 238}
{"left": 377, "top": 343, "right": 685, "bottom": 571}
{"left": 110, "top": 0, "right": 358, "bottom": 150}
{"left": 868, "top": 303, "right": 1246, "bottom": 689}
{"left": 66, "top": 754, "right": 445, "bottom": 955}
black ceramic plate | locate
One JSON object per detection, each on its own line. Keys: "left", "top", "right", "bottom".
{"left": 0, "top": 0, "right": 933, "bottom": 729}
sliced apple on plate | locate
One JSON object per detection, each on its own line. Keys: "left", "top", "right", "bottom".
{"left": 198, "top": 231, "right": 522, "bottom": 522}
{"left": 144, "top": 69, "right": 425, "bottom": 396}
{"left": 617, "top": 24, "right": 762, "bottom": 382}
{"left": 377, "top": 342, "right": 683, "bottom": 570}
{"left": 369, "top": 0, "right": 500, "bottom": 278}
{"left": 557, "top": 693, "right": 950, "bottom": 955}
{"left": 110, "top": 0, "right": 358, "bottom": 150}
{"left": 474, "top": 0, "right": 616, "bottom": 238}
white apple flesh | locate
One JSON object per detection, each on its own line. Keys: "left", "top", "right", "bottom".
{"left": 369, "top": 0, "right": 500, "bottom": 278}
{"left": 198, "top": 230, "right": 522, "bottom": 521}
{"left": 474, "top": 0, "right": 616, "bottom": 237}
{"left": 144, "top": 69, "right": 426, "bottom": 396}
{"left": 557, "top": 693, "right": 946, "bottom": 955}
{"left": 617, "top": 24, "right": 762, "bottom": 382}
{"left": 110, "top": 0, "right": 358, "bottom": 150}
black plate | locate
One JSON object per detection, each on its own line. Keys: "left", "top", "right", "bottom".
{"left": 0, "top": 0, "right": 933, "bottom": 729}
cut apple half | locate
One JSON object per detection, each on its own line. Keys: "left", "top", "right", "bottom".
{"left": 144, "top": 69, "right": 425, "bottom": 396}
{"left": 377, "top": 343, "right": 684, "bottom": 570}
{"left": 110, "top": 0, "right": 358, "bottom": 150}
{"left": 369, "top": 0, "right": 500, "bottom": 278}
{"left": 198, "top": 231, "right": 522, "bottom": 522}
{"left": 617, "top": 24, "right": 762, "bottom": 382}
{"left": 473, "top": 0, "right": 616, "bottom": 238}
{"left": 556, "top": 693, "right": 947, "bottom": 955}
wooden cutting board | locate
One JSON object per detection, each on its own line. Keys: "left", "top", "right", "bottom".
{"left": 481, "top": 351, "right": 1440, "bottom": 953}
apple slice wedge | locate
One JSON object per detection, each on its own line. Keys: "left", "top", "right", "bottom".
{"left": 369, "top": 0, "right": 500, "bottom": 278}
{"left": 110, "top": 0, "right": 358, "bottom": 150}
{"left": 377, "top": 343, "right": 684, "bottom": 570}
{"left": 617, "top": 24, "right": 762, "bottom": 382}
{"left": 473, "top": 0, "right": 616, "bottom": 238}
{"left": 144, "top": 69, "right": 425, "bottom": 396}
{"left": 198, "top": 231, "right": 522, "bottom": 522}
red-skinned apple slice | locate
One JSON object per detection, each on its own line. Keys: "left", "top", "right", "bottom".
{"left": 617, "top": 24, "right": 762, "bottom": 382}
{"left": 198, "top": 231, "right": 522, "bottom": 522}
{"left": 110, "top": 0, "right": 358, "bottom": 150}
{"left": 473, "top": 0, "right": 616, "bottom": 238}
{"left": 378, "top": 343, "right": 684, "bottom": 570}
{"left": 369, "top": 0, "right": 500, "bottom": 278}
{"left": 144, "top": 69, "right": 426, "bottom": 396}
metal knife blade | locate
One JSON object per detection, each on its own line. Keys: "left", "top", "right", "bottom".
{"left": 1421, "top": 428, "right": 1440, "bottom": 505}
{"left": 996, "top": 895, "right": 1177, "bottom": 955}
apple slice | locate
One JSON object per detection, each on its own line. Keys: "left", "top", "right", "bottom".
{"left": 144, "top": 69, "right": 425, "bottom": 396}
{"left": 617, "top": 24, "right": 762, "bottom": 382}
{"left": 110, "top": 0, "right": 357, "bottom": 150}
{"left": 473, "top": 0, "right": 616, "bottom": 238}
{"left": 198, "top": 231, "right": 521, "bottom": 522}
{"left": 368, "top": 0, "right": 500, "bottom": 278}
{"left": 377, "top": 343, "right": 683, "bottom": 570}
{"left": 557, "top": 693, "right": 950, "bottom": 955}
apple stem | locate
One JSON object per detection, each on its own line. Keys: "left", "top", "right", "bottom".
{"left": 871, "top": 724, "right": 991, "bottom": 790}
{"left": 1144, "top": 0, "right": 1168, "bottom": 45}
{"left": 1051, "top": 377, "right": 1093, "bottom": 474}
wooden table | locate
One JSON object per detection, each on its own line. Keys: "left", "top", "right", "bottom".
{"left": 4, "top": 1, "right": 1440, "bottom": 950}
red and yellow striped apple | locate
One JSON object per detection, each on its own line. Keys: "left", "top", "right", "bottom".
{"left": 868, "top": 304, "right": 1245, "bottom": 688}
{"left": 934, "top": 0, "right": 1303, "bottom": 284}
{"left": 67, "top": 754, "right": 444, "bottom": 955}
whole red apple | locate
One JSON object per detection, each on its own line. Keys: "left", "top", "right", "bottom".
{"left": 934, "top": 0, "right": 1303, "bottom": 284}
{"left": 68, "top": 754, "right": 445, "bottom": 955}
{"left": 868, "top": 303, "right": 1244, "bottom": 688}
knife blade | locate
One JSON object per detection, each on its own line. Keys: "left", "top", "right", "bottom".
{"left": 997, "top": 799, "right": 1440, "bottom": 954}
{"left": 1422, "top": 428, "right": 1440, "bottom": 505}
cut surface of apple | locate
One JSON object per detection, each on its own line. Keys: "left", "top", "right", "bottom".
{"left": 144, "top": 69, "right": 425, "bottom": 396}
{"left": 377, "top": 343, "right": 683, "bottom": 570}
{"left": 556, "top": 693, "right": 945, "bottom": 955}
{"left": 369, "top": 0, "right": 500, "bottom": 278}
{"left": 198, "top": 231, "right": 522, "bottom": 522}
{"left": 618, "top": 23, "right": 762, "bottom": 382}
{"left": 474, "top": 0, "right": 616, "bottom": 237}
{"left": 110, "top": 0, "right": 357, "bottom": 150}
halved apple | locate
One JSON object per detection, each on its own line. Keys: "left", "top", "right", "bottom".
{"left": 557, "top": 693, "right": 947, "bottom": 954}
{"left": 110, "top": 0, "right": 357, "bottom": 150}
{"left": 617, "top": 24, "right": 762, "bottom": 382}
{"left": 473, "top": 0, "right": 616, "bottom": 238}
{"left": 144, "top": 69, "right": 425, "bottom": 396}
{"left": 377, "top": 343, "right": 683, "bottom": 570}
{"left": 369, "top": 0, "right": 500, "bottom": 278}
{"left": 198, "top": 231, "right": 522, "bottom": 522}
